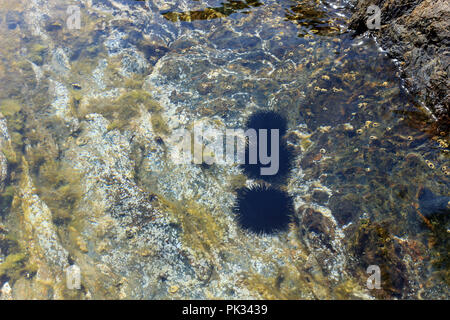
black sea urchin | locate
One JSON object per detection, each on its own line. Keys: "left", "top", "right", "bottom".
{"left": 234, "top": 185, "right": 294, "bottom": 234}
{"left": 246, "top": 110, "right": 288, "bottom": 137}
{"left": 242, "top": 140, "right": 294, "bottom": 183}
{"left": 241, "top": 110, "right": 294, "bottom": 182}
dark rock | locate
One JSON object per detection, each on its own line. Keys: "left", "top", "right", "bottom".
{"left": 301, "top": 207, "right": 335, "bottom": 238}
{"left": 418, "top": 187, "right": 450, "bottom": 217}
{"left": 6, "top": 11, "right": 23, "bottom": 30}
{"left": 137, "top": 42, "right": 169, "bottom": 65}
{"left": 329, "top": 193, "right": 361, "bottom": 226}
{"left": 349, "top": 0, "right": 450, "bottom": 132}
{"left": 350, "top": 219, "right": 408, "bottom": 298}
{"left": 311, "top": 189, "right": 330, "bottom": 204}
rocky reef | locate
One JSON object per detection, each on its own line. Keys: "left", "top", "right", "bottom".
{"left": 349, "top": 0, "right": 449, "bottom": 132}
{"left": 0, "top": 0, "right": 448, "bottom": 300}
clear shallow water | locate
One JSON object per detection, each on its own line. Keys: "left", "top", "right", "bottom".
{"left": 0, "top": 0, "right": 448, "bottom": 299}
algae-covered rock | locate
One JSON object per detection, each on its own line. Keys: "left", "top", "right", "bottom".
{"left": 349, "top": 0, "right": 450, "bottom": 131}
{"left": 0, "top": 0, "right": 447, "bottom": 300}
{"left": 347, "top": 218, "right": 434, "bottom": 299}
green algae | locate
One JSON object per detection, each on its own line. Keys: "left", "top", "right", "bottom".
{"left": 1, "top": 143, "right": 19, "bottom": 167}
{"left": 0, "top": 253, "right": 27, "bottom": 278}
{"left": 0, "top": 99, "right": 21, "bottom": 117}
{"left": 151, "top": 113, "right": 169, "bottom": 135}
{"left": 123, "top": 76, "right": 147, "bottom": 90}
{"left": 0, "top": 99, "right": 25, "bottom": 137}
{"left": 83, "top": 90, "right": 164, "bottom": 132}
{"left": 0, "top": 248, "right": 37, "bottom": 284}
{"left": 157, "top": 195, "right": 331, "bottom": 299}
{"left": 0, "top": 185, "right": 16, "bottom": 217}
{"left": 28, "top": 43, "right": 48, "bottom": 66}
{"left": 165, "top": 199, "right": 227, "bottom": 256}
{"left": 285, "top": 0, "right": 343, "bottom": 37}
{"left": 0, "top": 101, "right": 83, "bottom": 228}
{"left": 0, "top": 100, "right": 26, "bottom": 152}
{"left": 116, "top": 90, "right": 161, "bottom": 112}
{"left": 34, "top": 160, "right": 83, "bottom": 226}
{"left": 162, "top": 0, "right": 263, "bottom": 22}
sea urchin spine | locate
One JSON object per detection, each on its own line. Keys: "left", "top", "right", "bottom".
{"left": 242, "top": 110, "right": 294, "bottom": 182}
{"left": 246, "top": 110, "right": 288, "bottom": 138}
{"left": 234, "top": 185, "right": 294, "bottom": 234}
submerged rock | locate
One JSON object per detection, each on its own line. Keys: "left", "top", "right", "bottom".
{"left": 418, "top": 188, "right": 450, "bottom": 218}
{"left": 0, "top": 0, "right": 447, "bottom": 300}
{"left": 349, "top": 0, "right": 450, "bottom": 131}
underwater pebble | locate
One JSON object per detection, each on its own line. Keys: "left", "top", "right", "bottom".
{"left": 169, "top": 285, "right": 179, "bottom": 294}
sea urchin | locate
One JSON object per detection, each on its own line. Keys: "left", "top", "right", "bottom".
{"left": 246, "top": 110, "right": 288, "bottom": 137}
{"left": 234, "top": 185, "right": 294, "bottom": 234}
{"left": 242, "top": 140, "right": 294, "bottom": 183}
{"left": 241, "top": 110, "right": 294, "bottom": 182}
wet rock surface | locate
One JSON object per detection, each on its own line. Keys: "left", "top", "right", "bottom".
{"left": 0, "top": 0, "right": 448, "bottom": 299}
{"left": 349, "top": 0, "right": 450, "bottom": 131}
